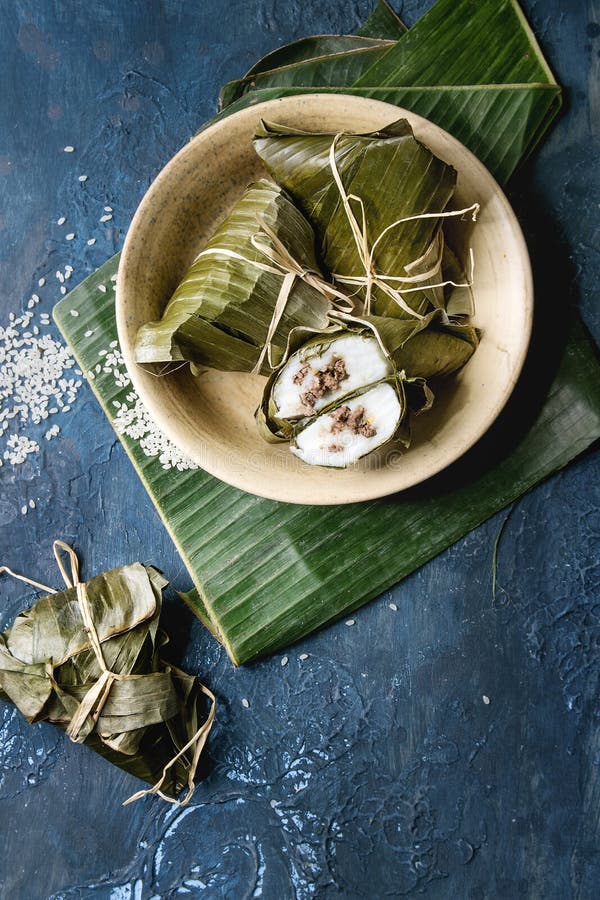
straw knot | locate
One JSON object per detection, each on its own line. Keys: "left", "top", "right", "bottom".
{"left": 50, "top": 540, "right": 123, "bottom": 741}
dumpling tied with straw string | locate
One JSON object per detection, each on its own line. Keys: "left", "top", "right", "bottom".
{"left": 134, "top": 180, "right": 342, "bottom": 376}
{"left": 256, "top": 315, "right": 477, "bottom": 445}
{"left": 253, "top": 119, "right": 470, "bottom": 320}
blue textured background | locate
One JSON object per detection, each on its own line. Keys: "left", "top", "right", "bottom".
{"left": 1, "top": 1, "right": 599, "bottom": 897}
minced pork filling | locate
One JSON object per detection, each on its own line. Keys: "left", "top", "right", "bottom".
{"left": 326, "top": 404, "right": 377, "bottom": 452}
{"left": 294, "top": 357, "right": 349, "bottom": 414}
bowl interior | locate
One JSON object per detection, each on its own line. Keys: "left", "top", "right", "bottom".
{"left": 117, "top": 94, "right": 532, "bottom": 505}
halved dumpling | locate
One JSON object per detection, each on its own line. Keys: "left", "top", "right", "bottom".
{"left": 291, "top": 381, "right": 403, "bottom": 468}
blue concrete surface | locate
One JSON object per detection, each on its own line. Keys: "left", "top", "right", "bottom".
{"left": 0, "top": 1, "right": 599, "bottom": 897}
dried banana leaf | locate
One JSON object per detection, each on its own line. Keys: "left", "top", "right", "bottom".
{"left": 254, "top": 118, "right": 457, "bottom": 318}
{"left": 0, "top": 563, "right": 211, "bottom": 796}
{"left": 6, "top": 563, "right": 158, "bottom": 666}
{"left": 134, "top": 180, "right": 333, "bottom": 374}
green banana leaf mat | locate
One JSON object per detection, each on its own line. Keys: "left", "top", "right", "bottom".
{"left": 54, "top": 0, "right": 600, "bottom": 666}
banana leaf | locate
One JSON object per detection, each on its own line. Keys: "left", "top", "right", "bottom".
{"left": 362, "top": 312, "right": 479, "bottom": 378}
{"left": 216, "top": 0, "right": 560, "bottom": 185}
{"left": 219, "top": 1, "right": 406, "bottom": 111}
{"left": 219, "top": 36, "right": 395, "bottom": 110}
{"left": 219, "top": 0, "right": 555, "bottom": 100}
{"left": 55, "top": 285, "right": 600, "bottom": 668}
{"left": 134, "top": 180, "right": 334, "bottom": 374}
{"left": 355, "top": 0, "right": 556, "bottom": 88}
{"left": 220, "top": 43, "right": 392, "bottom": 110}
{"left": 254, "top": 118, "right": 457, "bottom": 318}
{"left": 54, "top": 0, "right": 600, "bottom": 666}
{"left": 210, "top": 83, "right": 561, "bottom": 188}
{"left": 0, "top": 562, "right": 213, "bottom": 797}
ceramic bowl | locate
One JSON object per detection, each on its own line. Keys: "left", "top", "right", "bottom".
{"left": 117, "top": 94, "right": 532, "bottom": 505}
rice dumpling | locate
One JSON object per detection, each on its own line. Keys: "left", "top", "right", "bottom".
{"left": 134, "top": 180, "right": 338, "bottom": 375}
{"left": 256, "top": 314, "right": 476, "bottom": 447}
{"left": 258, "top": 330, "right": 393, "bottom": 440}
{"left": 253, "top": 119, "right": 458, "bottom": 319}
{"left": 0, "top": 547, "right": 215, "bottom": 804}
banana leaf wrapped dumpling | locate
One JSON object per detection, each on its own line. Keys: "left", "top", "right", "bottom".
{"left": 256, "top": 316, "right": 477, "bottom": 445}
{"left": 134, "top": 180, "right": 338, "bottom": 375}
{"left": 0, "top": 546, "right": 215, "bottom": 804}
{"left": 290, "top": 373, "right": 434, "bottom": 468}
{"left": 258, "top": 330, "right": 394, "bottom": 441}
{"left": 253, "top": 119, "right": 460, "bottom": 319}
